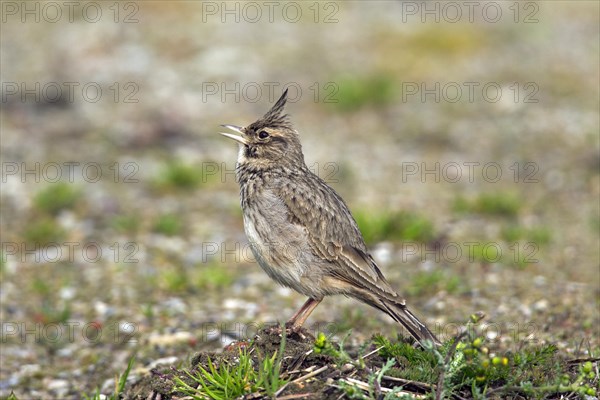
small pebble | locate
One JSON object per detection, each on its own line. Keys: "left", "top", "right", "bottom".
{"left": 147, "top": 331, "right": 193, "bottom": 347}
{"left": 148, "top": 356, "right": 179, "bottom": 369}
{"left": 518, "top": 304, "right": 532, "bottom": 319}
{"left": 94, "top": 301, "right": 115, "bottom": 318}
{"left": 533, "top": 275, "right": 547, "bottom": 287}
{"left": 486, "top": 273, "right": 499, "bottom": 285}
{"left": 341, "top": 363, "right": 354, "bottom": 372}
{"left": 19, "top": 364, "right": 41, "bottom": 376}
{"left": 372, "top": 242, "right": 392, "bottom": 266}
{"left": 47, "top": 379, "right": 70, "bottom": 398}
{"left": 533, "top": 299, "right": 549, "bottom": 312}
{"left": 161, "top": 297, "right": 188, "bottom": 314}
{"left": 59, "top": 286, "right": 76, "bottom": 300}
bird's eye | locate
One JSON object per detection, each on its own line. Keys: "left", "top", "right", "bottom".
{"left": 258, "top": 130, "right": 269, "bottom": 139}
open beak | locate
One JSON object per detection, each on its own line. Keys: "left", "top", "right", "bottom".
{"left": 219, "top": 124, "right": 247, "bottom": 145}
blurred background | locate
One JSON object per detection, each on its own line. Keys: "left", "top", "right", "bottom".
{"left": 1, "top": 1, "right": 598, "bottom": 397}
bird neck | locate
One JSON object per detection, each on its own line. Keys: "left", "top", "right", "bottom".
{"left": 236, "top": 157, "right": 309, "bottom": 185}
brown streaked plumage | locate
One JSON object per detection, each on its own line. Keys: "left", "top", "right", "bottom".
{"left": 220, "top": 89, "right": 440, "bottom": 346}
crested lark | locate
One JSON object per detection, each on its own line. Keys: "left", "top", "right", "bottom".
{"left": 221, "top": 89, "right": 440, "bottom": 346}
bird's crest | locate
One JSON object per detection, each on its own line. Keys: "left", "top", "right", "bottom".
{"left": 249, "top": 89, "right": 292, "bottom": 131}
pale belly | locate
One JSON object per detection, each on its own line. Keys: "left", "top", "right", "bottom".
{"left": 241, "top": 190, "right": 323, "bottom": 297}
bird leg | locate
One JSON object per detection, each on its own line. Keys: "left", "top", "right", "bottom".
{"left": 286, "top": 297, "right": 322, "bottom": 329}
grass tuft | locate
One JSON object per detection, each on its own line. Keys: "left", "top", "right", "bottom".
{"left": 195, "top": 262, "right": 235, "bottom": 291}
{"left": 83, "top": 355, "right": 136, "bottom": 400}
{"left": 407, "top": 269, "right": 465, "bottom": 297}
{"left": 110, "top": 214, "right": 142, "bottom": 234}
{"left": 23, "top": 217, "right": 66, "bottom": 245}
{"left": 33, "top": 182, "right": 81, "bottom": 215}
{"left": 331, "top": 75, "right": 396, "bottom": 112}
{"left": 174, "top": 334, "right": 288, "bottom": 399}
{"left": 501, "top": 224, "right": 552, "bottom": 245}
{"left": 354, "top": 210, "right": 435, "bottom": 245}
{"left": 153, "top": 162, "right": 204, "bottom": 191}
{"left": 453, "top": 192, "right": 521, "bottom": 217}
{"left": 153, "top": 213, "right": 184, "bottom": 236}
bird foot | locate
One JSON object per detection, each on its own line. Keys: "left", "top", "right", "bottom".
{"left": 265, "top": 323, "right": 315, "bottom": 342}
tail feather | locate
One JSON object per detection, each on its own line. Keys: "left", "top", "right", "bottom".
{"left": 381, "top": 301, "right": 441, "bottom": 347}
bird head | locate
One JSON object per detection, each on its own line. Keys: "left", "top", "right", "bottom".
{"left": 220, "top": 89, "right": 304, "bottom": 168}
